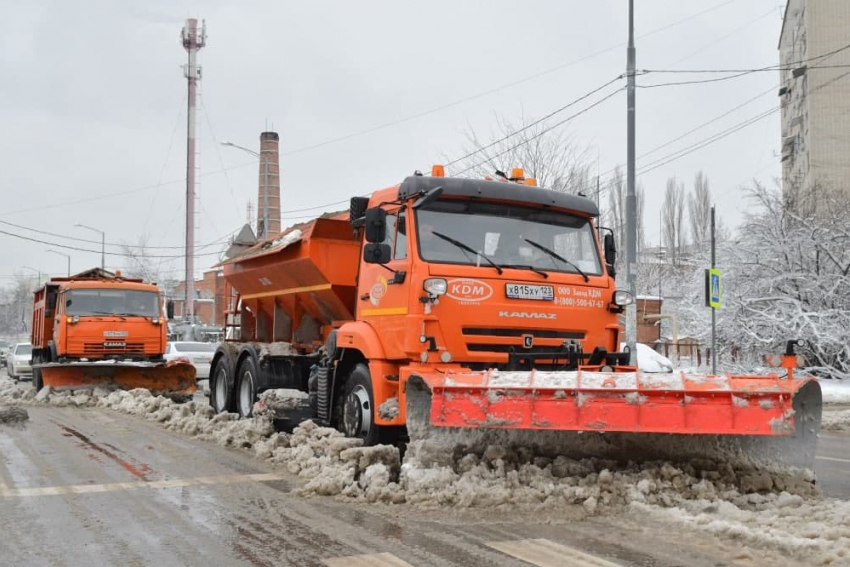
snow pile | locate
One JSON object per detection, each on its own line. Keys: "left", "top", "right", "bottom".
{"left": 633, "top": 496, "right": 850, "bottom": 565}
{"left": 255, "top": 388, "right": 309, "bottom": 417}
{"left": 622, "top": 342, "right": 674, "bottom": 373}
{"left": 0, "top": 406, "right": 29, "bottom": 426}
{"left": 265, "top": 420, "right": 403, "bottom": 502}
{"left": 821, "top": 409, "right": 850, "bottom": 432}
{"left": 819, "top": 379, "right": 850, "bottom": 404}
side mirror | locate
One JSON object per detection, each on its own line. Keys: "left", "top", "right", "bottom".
{"left": 603, "top": 233, "right": 616, "bottom": 276}
{"left": 364, "top": 208, "right": 387, "bottom": 243}
{"left": 412, "top": 186, "right": 443, "bottom": 210}
{"left": 166, "top": 300, "right": 175, "bottom": 319}
{"left": 364, "top": 243, "right": 391, "bottom": 264}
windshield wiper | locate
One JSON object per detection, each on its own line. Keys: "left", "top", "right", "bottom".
{"left": 501, "top": 264, "right": 549, "bottom": 279}
{"left": 523, "top": 238, "right": 590, "bottom": 282}
{"left": 431, "top": 231, "right": 503, "bottom": 274}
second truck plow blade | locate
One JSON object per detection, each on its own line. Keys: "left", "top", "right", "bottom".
{"left": 406, "top": 369, "right": 822, "bottom": 473}
{"left": 38, "top": 361, "right": 197, "bottom": 396}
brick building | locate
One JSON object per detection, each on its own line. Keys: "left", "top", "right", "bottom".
{"left": 171, "top": 268, "right": 225, "bottom": 326}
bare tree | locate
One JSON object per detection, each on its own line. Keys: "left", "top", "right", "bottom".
{"left": 121, "top": 236, "right": 180, "bottom": 303}
{"left": 662, "top": 177, "right": 686, "bottom": 263}
{"left": 607, "top": 167, "right": 626, "bottom": 255}
{"left": 449, "top": 115, "right": 594, "bottom": 194}
{"left": 688, "top": 171, "right": 712, "bottom": 245}
{"left": 603, "top": 166, "right": 645, "bottom": 273}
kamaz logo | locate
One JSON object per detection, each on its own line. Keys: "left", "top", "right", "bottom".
{"left": 498, "top": 311, "right": 557, "bottom": 320}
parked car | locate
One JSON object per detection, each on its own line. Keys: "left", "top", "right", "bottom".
{"left": 8, "top": 343, "right": 33, "bottom": 381}
{"left": 163, "top": 341, "right": 216, "bottom": 380}
{"left": 0, "top": 340, "right": 11, "bottom": 367}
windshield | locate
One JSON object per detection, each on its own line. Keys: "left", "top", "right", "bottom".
{"left": 15, "top": 344, "right": 32, "bottom": 355}
{"left": 65, "top": 289, "right": 160, "bottom": 317}
{"left": 415, "top": 200, "right": 602, "bottom": 276}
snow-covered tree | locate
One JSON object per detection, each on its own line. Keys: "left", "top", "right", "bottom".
{"left": 688, "top": 171, "right": 711, "bottom": 245}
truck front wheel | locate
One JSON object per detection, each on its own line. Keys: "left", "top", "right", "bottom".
{"left": 341, "top": 364, "right": 382, "bottom": 445}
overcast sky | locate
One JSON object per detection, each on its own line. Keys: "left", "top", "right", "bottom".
{"left": 0, "top": 0, "right": 786, "bottom": 284}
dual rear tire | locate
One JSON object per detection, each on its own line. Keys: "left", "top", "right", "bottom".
{"left": 209, "top": 354, "right": 257, "bottom": 419}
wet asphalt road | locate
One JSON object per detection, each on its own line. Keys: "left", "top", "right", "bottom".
{"left": 0, "top": 384, "right": 848, "bottom": 566}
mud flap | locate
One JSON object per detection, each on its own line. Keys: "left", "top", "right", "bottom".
{"left": 38, "top": 361, "right": 197, "bottom": 396}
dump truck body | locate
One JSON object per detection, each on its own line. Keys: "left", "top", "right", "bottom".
{"left": 31, "top": 269, "right": 196, "bottom": 395}
{"left": 210, "top": 170, "right": 820, "bottom": 473}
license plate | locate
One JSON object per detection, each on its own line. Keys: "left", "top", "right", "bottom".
{"left": 505, "top": 283, "right": 554, "bottom": 301}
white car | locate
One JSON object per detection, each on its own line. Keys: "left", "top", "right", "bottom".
{"left": 8, "top": 343, "right": 33, "bottom": 381}
{"left": 163, "top": 341, "right": 216, "bottom": 379}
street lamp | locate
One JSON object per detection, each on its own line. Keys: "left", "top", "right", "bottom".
{"left": 221, "top": 140, "right": 269, "bottom": 239}
{"left": 47, "top": 249, "right": 71, "bottom": 277}
{"left": 21, "top": 265, "right": 42, "bottom": 287}
{"left": 75, "top": 223, "right": 105, "bottom": 270}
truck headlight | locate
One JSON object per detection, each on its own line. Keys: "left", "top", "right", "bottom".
{"left": 423, "top": 278, "right": 447, "bottom": 296}
{"left": 613, "top": 290, "right": 634, "bottom": 306}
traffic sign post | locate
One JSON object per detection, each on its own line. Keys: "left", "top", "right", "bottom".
{"left": 705, "top": 268, "right": 721, "bottom": 308}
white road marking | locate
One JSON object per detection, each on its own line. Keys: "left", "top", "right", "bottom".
{"left": 322, "top": 552, "right": 414, "bottom": 567}
{"left": 1, "top": 472, "right": 287, "bottom": 498}
{"left": 816, "top": 455, "right": 850, "bottom": 465}
{"left": 488, "top": 538, "right": 623, "bottom": 567}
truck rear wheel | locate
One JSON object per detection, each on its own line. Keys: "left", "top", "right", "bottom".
{"left": 210, "top": 358, "right": 235, "bottom": 414}
{"left": 235, "top": 356, "right": 258, "bottom": 419}
{"left": 32, "top": 355, "right": 43, "bottom": 391}
{"left": 341, "top": 363, "right": 401, "bottom": 446}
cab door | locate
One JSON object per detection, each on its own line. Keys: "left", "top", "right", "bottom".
{"left": 356, "top": 207, "right": 411, "bottom": 359}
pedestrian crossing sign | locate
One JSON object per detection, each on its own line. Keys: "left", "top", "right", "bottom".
{"left": 705, "top": 268, "right": 721, "bottom": 308}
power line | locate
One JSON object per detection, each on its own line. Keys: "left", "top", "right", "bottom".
{"left": 455, "top": 87, "right": 625, "bottom": 176}
{"left": 0, "top": 218, "right": 231, "bottom": 251}
{"left": 0, "top": 227, "right": 226, "bottom": 260}
{"left": 444, "top": 76, "right": 624, "bottom": 169}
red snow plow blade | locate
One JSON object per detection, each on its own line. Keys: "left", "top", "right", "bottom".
{"left": 38, "top": 361, "right": 197, "bottom": 396}
{"left": 412, "top": 368, "right": 820, "bottom": 436}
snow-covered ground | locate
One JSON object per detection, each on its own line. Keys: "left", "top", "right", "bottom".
{"left": 622, "top": 342, "right": 674, "bottom": 373}
{"left": 820, "top": 379, "right": 850, "bottom": 404}
{"left": 2, "top": 377, "right": 849, "bottom": 565}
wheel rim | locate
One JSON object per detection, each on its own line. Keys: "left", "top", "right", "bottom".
{"left": 239, "top": 369, "right": 254, "bottom": 417}
{"left": 214, "top": 367, "right": 229, "bottom": 412}
{"left": 342, "top": 385, "right": 371, "bottom": 438}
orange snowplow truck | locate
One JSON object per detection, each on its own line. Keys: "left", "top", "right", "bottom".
{"left": 210, "top": 168, "right": 820, "bottom": 468}
{"left": 30, "top": 268, "right": 196, "bottom": 394}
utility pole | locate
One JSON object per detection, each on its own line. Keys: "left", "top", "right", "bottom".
{"left": 711, "top": 205, "right": 717, "bottom": 374}
{"left": 182, "top": 18, "right": 206, "bottom": 322}
{"left": 625, "top": 0, "right": 638, "bottom": 363}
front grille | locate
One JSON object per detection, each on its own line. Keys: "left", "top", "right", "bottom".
{"left": 466, "top": 344, "right": 575, "bottom": 355}
{"left": 462, "top": 327, "right": 585, "bottom": 340}
{"left": 84, "top": 342, "right": 146, "bottom": 355}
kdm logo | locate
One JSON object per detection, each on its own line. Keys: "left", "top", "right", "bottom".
{"left": 499, "top": 311, "right": 557, "bottom": 320}
{"left": 445, "top": 279, "right": 493, "bottom": 303}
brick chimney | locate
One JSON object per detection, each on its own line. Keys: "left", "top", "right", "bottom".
{"left": 257, "top": 131, "right": 281, "bottom": 238}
